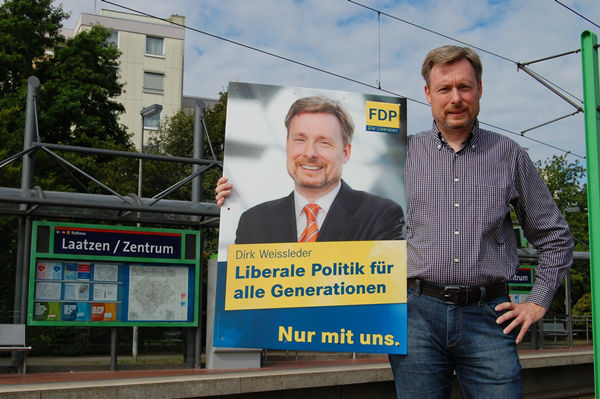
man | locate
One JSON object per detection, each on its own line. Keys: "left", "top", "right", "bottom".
{"left": 387, "top": 45, "right": 573, "bottom": 398}
{"left": 216, "top": 96, "right": 404, "bottom": 244}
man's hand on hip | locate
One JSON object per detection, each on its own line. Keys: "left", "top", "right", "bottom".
{"left": 495, "top": 301, "right": 547, "bottom": 344}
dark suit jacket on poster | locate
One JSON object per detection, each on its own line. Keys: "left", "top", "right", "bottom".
{"left": 235, "top": 180, "right": 404, "bottom": 244}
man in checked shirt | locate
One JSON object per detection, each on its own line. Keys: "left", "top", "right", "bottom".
{"left": 388, "top": 45, "right": 573, "bottom": 398}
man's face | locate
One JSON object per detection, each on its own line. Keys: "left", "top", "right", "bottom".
{"left": 286, "top": 112, "right": 351, "bottom": 201}
{"left": 424, "top": 58, "right": 482, "bottom": 136}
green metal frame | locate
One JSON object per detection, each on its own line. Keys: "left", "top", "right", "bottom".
{"left": 581, "top": 30, "right": 600, "bottom": 393}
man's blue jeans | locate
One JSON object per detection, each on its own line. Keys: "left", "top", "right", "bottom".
{"left": 389, "top": 288, "right": 523, "bottom": 398}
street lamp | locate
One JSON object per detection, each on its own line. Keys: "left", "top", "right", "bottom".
{"left": 134, "top": 103, "right": 161, "bottom": 363}
{"left": 137, "top": 104, "right": 162, "bottom": 200}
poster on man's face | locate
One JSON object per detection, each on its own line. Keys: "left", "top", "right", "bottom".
{"left": 215, "top": 82, "right": 408, "bottom": 354}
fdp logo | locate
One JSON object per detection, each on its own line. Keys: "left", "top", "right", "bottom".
{"left": 366, "top": 101, "right": 401, "bottom": 134}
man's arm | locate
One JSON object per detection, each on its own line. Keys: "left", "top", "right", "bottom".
{"left": 368, "top": 199, "right": 405, "bottom": 240}
{"left": 496, "top": 149, "right": 573, "bottom": 344}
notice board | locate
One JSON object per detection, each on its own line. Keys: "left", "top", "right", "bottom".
{"left": 27, "top": 221, "right": 200, "bottom": 327}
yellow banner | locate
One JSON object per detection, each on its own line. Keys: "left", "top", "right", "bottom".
{"left": 225, "top": 240, "right": 406, "bottom": 310}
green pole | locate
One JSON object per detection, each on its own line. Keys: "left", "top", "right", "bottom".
{"left": 581, "top": 30, "right": 600, "bottom": 395}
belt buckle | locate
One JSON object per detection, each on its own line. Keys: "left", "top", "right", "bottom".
{"left": 442, "top": 285, "right": 465, "bottom": 305}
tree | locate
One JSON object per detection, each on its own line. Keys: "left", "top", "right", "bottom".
{"left": 0, "top": 0, "right": 66, "bottom": 98}
{"left": 35, "top": 24, "right": 136, "bottom": 195}
{"left": 145, "top": 92, "right": 227, "bottom": 258}
{"left": 40, "top": 25, "right": 130, "bottom": 147}
{"left": 0, "top": 0, "right": 136, "bottom": 324}
{"left": 146, "top": 92, "right": 226, "bottom": 203}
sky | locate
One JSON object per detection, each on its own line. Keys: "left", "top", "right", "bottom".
{"left": 52, "top": 0, "right": 600, "bottom": 164}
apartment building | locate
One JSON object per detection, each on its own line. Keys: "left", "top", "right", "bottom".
{"left": 63, "top": 9, "right": 185, "bottom": 150}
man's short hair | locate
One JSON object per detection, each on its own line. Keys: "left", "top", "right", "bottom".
{"left": 421, "top": 45, "right": 483, "bottom": 87}
{"left": 284, "top": 96, "right": 354, "bottom": 145}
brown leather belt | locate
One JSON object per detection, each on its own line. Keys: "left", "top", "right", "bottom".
{"left": 407, "top": 278, "right": 508, "bottom": 306}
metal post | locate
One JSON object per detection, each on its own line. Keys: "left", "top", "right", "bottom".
{"left": 563, "top": 208, "right": 578, "bottom": 348}
{"left": 110, "top": 327, "right": 118, "bottom": 371}
{"left": 580, "top": 30, "right": 600, "bottom": 393}
{"left": 192, "top": 100, "right": 205, "bottom": 205}
{"left": 137, "top": 113, "right": 144, "bottom": 202}
{"left": 12, "top": 77, "right": 39, "bottom": 372}
{"left": 133, "top": 104, "right": 161, "bottom": 363}
{"left": 14, "top": 77, "right": 40, "bottom": 323}
{"left": 565, "top": 273, "right": 574, "bottom": 347}
{"left": 133, "top": 113, "right": 143, "bottom": 364}
{"left": 132, "top": 325, "right": 138, "bottom": 363}
{"left": 193, "top": 100, "right": 206, "bottom": 368}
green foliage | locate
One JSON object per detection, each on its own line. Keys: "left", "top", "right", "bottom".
{"left": 145, "top": 92, "right": 226, "bottom": 202}
{"left": 0, "top": 0, "right": 67, "bottom": 98}
{"left": 40, "top": 24, "right": 129, "bottom": 147}
{"left": 145, "top": 92, "right": 227, "bottom": 260}
{"left": 535, "top": 154, "right": 588, "bottom": 249}
{"left": 572, "top": 292, "right": 591, "bottom": 331}
{"left": 0, "top": 0, "right": 136, "bottom": 328}
{"left": 573, "top": 292, "right": 591, "bottom": 316}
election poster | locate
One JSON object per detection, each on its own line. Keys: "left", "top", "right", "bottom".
{"left": 215, "top": 82, "right": 408, "bottom": 354}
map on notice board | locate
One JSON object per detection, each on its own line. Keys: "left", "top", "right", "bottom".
{"left": 128, "top": 265, "right": 189, "bottom": 321}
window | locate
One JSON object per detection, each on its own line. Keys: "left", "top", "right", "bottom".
{"left": 143, "top": 72, "right": 164, "bottom": 94}
{"left": 108, "top": 30, "right": 119, "bottom": 47}
{"left": 145, "top": 36, "right": 164, "bottom": 56}
{"left": 143, "top": 112, "right": 161, "bottom": 130}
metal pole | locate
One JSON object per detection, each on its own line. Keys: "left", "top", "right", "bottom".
{"left": 14, "top": 77, "right": 40, "bottom": 321}
{"left": 133, "top": 115, "right": 144, "bottom": 363}
{"left": 191, "top": 100, "right": 206, "bottom": 368}
{"left": 13, "top": 217, "right": 26, "bottom": 324}
{"left": 566, "top": 273, "right": 573, "bottom": 347}
{"left": 12, "top": 77, "right": 39, "bottom": 370}
{"left": 192, "top": 100, "right": 205, "bottom": 204}
{"left": 110, "top": 327, "right": 118, "bottom": 371}
{"left": 132, "top": 325, "right": 138, "bottom": 363}
{"left": 580, "top": 30, "right": 600, "bottom": 394}
{"left": 562, "top": 209, "right": 575, "bottom": 348}
{"left": 138, "top": 117, "right": 144, "bottom": 201}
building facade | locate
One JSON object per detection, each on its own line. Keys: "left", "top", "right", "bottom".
{"left": 64, "top": 9, "right": 185, "bottom": 150}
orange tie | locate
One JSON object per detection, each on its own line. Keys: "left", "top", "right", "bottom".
{"left": 299, "top": 204, "right": 320, "bottom": 242}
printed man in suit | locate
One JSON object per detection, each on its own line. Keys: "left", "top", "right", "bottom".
{"left": 216, "top": 96, "right": 404, "bottom": 244}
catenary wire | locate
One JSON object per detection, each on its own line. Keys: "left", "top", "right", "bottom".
{"left": 100, "top": 0, "right": 585, "bottom": 159}
{"left": 554, "top": 0, "right": 600, "bottom": 30}
{"left": 348, "top": 1, "right": 584, "bottom": 107}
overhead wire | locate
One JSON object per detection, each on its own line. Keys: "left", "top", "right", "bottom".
{"left": 347, "top": 0, "right": 590, "bottom": 143}
{"left": 554, "top": 0, "right": 600, "bottom": 30}
{"left": 99, "top": 0, "right": 430, "bottom": 108}
{"left": 349, "top": 0, "right": 583, "bottom": 102}
{"left": 100, "top": 0, "right": 585, "bottom": 159}
{"left": 347, "top": 0, "right": 518, "bottom": 64}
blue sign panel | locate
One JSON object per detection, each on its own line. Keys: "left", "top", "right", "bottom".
{"left": 54, "top": 226, "right": 181, "bottom": 259}
{"left": 509, "top": 267, "right": 534, "bottom": 287}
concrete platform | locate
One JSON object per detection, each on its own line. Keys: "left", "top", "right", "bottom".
{"left": 0, "top": 348, "right": 594, "bottom": 399}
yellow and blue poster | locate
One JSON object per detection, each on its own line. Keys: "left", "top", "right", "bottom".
{"left": 215, "top": 82, "right": 407, "bottom": 354}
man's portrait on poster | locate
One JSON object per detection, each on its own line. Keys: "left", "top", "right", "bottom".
{"left": 217, "top": 83, "right": 407, "bottom": 258}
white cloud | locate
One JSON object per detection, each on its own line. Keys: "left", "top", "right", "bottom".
{"left": 53, "top": 0, "right": 600, "bottom": 163}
